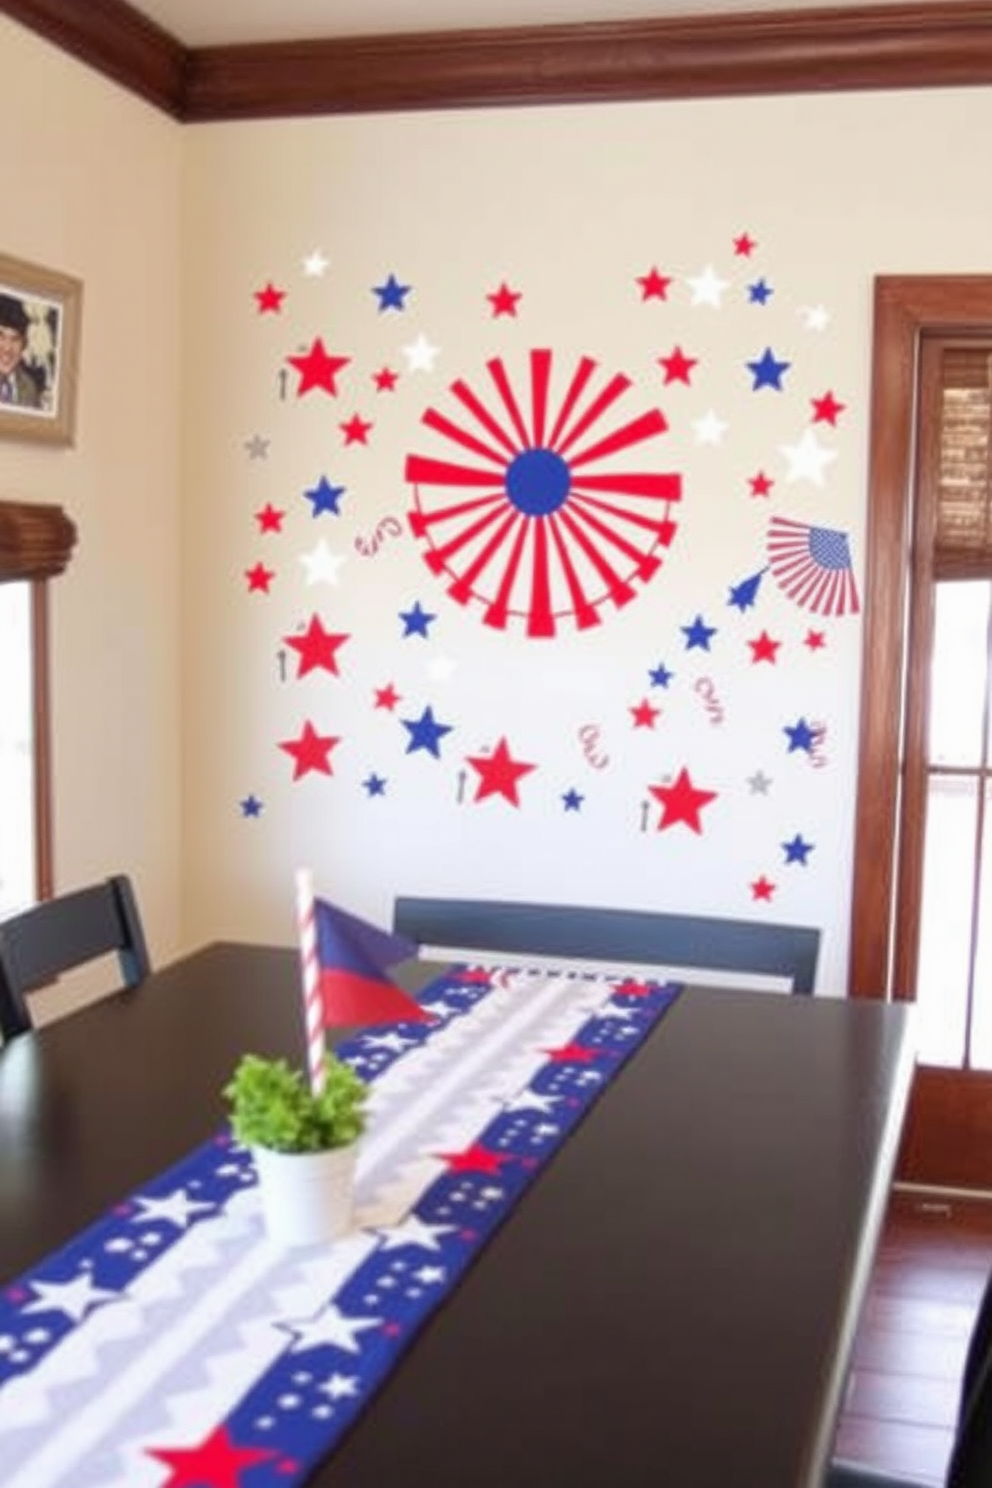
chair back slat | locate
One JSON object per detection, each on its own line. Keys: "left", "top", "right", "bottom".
{"left": 393, "top": 897, "right": 820, "bottom": 994}
{"left": 0, "top": 875, "right": 149, "bottom": 1039}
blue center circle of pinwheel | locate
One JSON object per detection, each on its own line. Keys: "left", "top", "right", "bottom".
{"left": 505, "top": 448, "right": 571, "bottom": 516}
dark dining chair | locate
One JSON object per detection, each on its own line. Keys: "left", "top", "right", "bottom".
{"left": 828, "top": 1266, "right": 992, "bottom": 1488}
{"left": 0, "top": 874, "right": 150, "bottom": 1039}
{"left": 392, "top": 896, "right": 821, "bottom": 994}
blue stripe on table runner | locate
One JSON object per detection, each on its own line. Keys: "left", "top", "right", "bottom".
{"left": 0, "top": 967, "right": 681, "bottom": 1486}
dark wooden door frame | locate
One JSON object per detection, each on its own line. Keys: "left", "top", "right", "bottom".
{"left": 849, "top": 276, "right": 992, "bottom": 1001}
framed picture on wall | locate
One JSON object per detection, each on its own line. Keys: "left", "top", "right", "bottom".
{"left": 0, "top": 252, "right": 82, "bottom": 447}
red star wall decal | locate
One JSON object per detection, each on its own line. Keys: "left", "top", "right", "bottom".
{"left": 373, "top": 366, "right": 399, "bottom": 391}
{"left": 637, "top": 266, "right": 672, "bottom": 300}
{"left": 287, "top": 338, "right": 350, "bottom": 396}
{"left": 374, "top": 682, "right": 401, "bottom": 710}
{"left": 254, "top": 503, "right": 284, "bottom": 533}
{"left": 811, "top": 390, "right": 846, "bottom": 425}
{"left": 244, "top": 562, "right": 274, "bottom": 594}
{"left": 805, "top": 629, "right": 827, "bottom": 650}
{"left": 748, "top": 471, "right": 774, "bottom": 498}
{"left": 658, "top": 346, "right": 698, "bottom": 385}
{"left": 487, "top": 281, "right": 522, "bottom": 317}
{"left": 733, "top": 232, "right": 757, "bottom": 256}
{"left": 278, "top": 721, "right": 340, "bottom": 780}
{"left": 748, "top": 630, "right": 781, "bottom": 664}
{"left": 253, "top": 281, "right": 285, "bottom": 314}
{"left": 649, "top": 767, "right": 718, "bottom": 834}
{"left": 340, "top": 413, "right": 373, "bottom": 445}
{"left": 436, "top": 1143, "right": 509, "bottom": 1174}
{"left": 630, "top": 698, "right": 660, "bottom": 728}
{"left": 146, "top": 1425, "right": 276, "bottom": 1487}
{"left": 466, "top": 736, "right": 536, "bottom": 806}
{"left": 751, "top": 875, "right": 776, "bottom": 901}
{"left": 284, "top": 615, "right": 350, "bottom": 677}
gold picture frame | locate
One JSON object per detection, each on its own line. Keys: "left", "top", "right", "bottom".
{"left": 0, "top": 252, "right": 82, "bottom": 447}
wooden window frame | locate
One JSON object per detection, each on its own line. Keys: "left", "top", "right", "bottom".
{"left": 0, "top": 500, "right": 76, "bottom": 901}
{"left": 850, "top": 277, "right": 992, "bottom": 999}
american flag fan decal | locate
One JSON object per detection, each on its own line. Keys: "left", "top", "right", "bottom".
{"left": 766, "top": 516, "right": 860, "bottom": 617}
{"left": 406, "top": 348, "right": 682, "bottom": 638}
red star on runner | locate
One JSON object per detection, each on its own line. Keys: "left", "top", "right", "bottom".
{"left": 287, "top": 338, "right": 350, "bottom": 396}
{"left": 542, "top": 1042, "right": 602, "bottom": 1063}
{"left": 658, "top": 345, "right": 697, "bottom": 385}
{"left": 748, "top": 471, "right": 774, "bottom": 498}
{"left": 373, "top": 366, "right": 399, "bottom": 391}
{"left": 751, "top": 876, "right": 776, "bottom": 902}
{"left": 436, "top": 1143, "right": 509, "bottom": 1174}
{"left": 805, "top": 629, "right": 827, "bottom": 651}
{"left": 374, "top": 682, "right": 401, "bottom": 710}
{"left": 613, "top": 977, "right": 656, "bottom": 998}
{"left": 733, "top": 232, "right": 757, "bottom": 256}
{"left": 637, "top": 266, "right": 672, "bottom": 301}
{"left": 284, "top": 615, "right": 350, "bottom": 678}
{"left": 340, "top": 413, "right": 373, "bottom": 445}
{"left": 254, "top": 502, "right": 284, "bottom": 534}
{"left": 146, "top": 1425, "right": 276, "bottom": 1487}
{"left": 649, "top": 767, "right": 718, "bottom": 834}
{"left": 748, "top": 630, "right": 781, "bottom": 664}
{"left": 278, "top": 721, "right": 340, "bottom": 781}
{"left": 453, "top": 968, "right": 495, "bottom": 984}
{"left": 487, "top": 281, "right": 522, "bottom": 317}
{"left": 253, "top": 281, "right": 285, "bottom": 314}
{"left": 630, "top": 698, "right": 660, "bottom": 728}
{"left": 466, "top": 736, "right": 536, "bottom": 806}
{"left": 811, "top": 390, "right": 846, "bottom": 426}
{"left": 244, "top": 562, "right": 274, "bottom": 594}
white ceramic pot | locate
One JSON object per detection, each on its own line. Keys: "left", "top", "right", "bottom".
{"left": 251, "top": 1142, "right": 357, "bottom": 1245}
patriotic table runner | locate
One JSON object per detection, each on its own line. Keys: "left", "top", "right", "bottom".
{"left": 0, "top": 963, "right": 681, "bottom": 1488}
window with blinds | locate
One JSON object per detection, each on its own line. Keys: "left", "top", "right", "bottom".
{"left": 935, "top": 346, "right": 992, "bottom": 578}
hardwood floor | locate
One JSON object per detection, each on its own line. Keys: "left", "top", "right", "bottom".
{"left": 833, "top": 1186, "right": 992, "bottom": 1484}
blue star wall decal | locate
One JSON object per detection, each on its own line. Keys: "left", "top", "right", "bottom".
{"left": 240, "top": 794, "right": 263, "bottom": 817}
{"left": 682, "top": 615, "right": 717, "bottom": 651}
{"left": 782, "top": 833, "right": 814, "bottom": 864}
{"left": 784, "top": 718, "right": 816, "bottom": 753}
{"left": 562, "top": 789, "right": 584, "bottom": 811}
{"left": 747, "top": 279, "right": 773, "bottom": 305}
{"left": 649, "top": 662, "right": 674, "bottom": 688}
{"left": 305, "top": 476, "right": 346, "bottom": 517}
{"left": 746, "top": 347, "right": 791, "bottom": 390}
{"left": 373, "top": 273, "right": 412, "bottom": 311}
{"left": 363, "top": 773, "right": 387, "bottom": 796}
{"left": 399, "top": 601, "right": 437, "bottom": 638}
{"left": 402, "top": 705, "right": 453, "bottom": 757}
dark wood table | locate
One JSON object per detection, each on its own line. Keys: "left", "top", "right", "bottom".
{"left": 0, "top": 942, "right": 914, "bottom": 1488}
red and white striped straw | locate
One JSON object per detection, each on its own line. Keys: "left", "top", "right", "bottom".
{"left": 295, "top": 868, "right": 326, "bottom": 1096}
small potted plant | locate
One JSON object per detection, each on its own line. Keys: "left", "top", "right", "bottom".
{"left": 223, "top": 1050, "right": 369, "bottom": 1246}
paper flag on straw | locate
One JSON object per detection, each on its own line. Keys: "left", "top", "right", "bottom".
{"left": 314, "top": 897, "right": 431, "bottom": 1025}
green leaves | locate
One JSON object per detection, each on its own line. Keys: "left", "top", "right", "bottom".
{"left": 223, "top": 1052, "right": 369, "bottom": 1154}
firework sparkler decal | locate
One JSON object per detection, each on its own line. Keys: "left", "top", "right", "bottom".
{"left": 406, "top": 349, "right": 682, "bottom": 637}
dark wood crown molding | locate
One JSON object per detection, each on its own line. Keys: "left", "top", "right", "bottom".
{"left": 0, "top": 0, "right": 185, "bottom": 115}
{"left": 4, "top": 0, "right": 992, "bottom": 120}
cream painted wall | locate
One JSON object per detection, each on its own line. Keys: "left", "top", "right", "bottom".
{"left": 0, "top": 20, "right": 184, "bottom": 1012}
{"left": 180, "top": 88, "right": 992, "bottom": 993}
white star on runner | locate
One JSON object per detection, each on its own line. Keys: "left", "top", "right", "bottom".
{"left": 415, "top": 1265, "right": 447, "bottom": 1284}
{"left": 362, "top": 1030, "right": 412, "bottom": 1053}
{"left": 687, "top": 264, "right": 730, "bottom": 307}
{"left": 321, "top": 1372, "right": 359, "bottom": 1400}
{"left": 693, "top": 409, "right": 729, "bottom": 445}
{"left": 299, "top": 538, "right": 346, "bottom": 586}
{"left": 283, "top": 1303, "right": 382, "bottom": 1355}
{"left": 779, "top": 427, "right": 838, "bottom": 486}
{"left": 403, "top": 333, "right": 440, "bottom": 372}
{"left": 131, "top": 1190, "right": 213, "bottom": 1229}
{"left": 375, "top": 1216, "right": 456, "bottom": 1252}
{"left": 24, "top": 1273, "right": 120, "bottom": 1323}
{"left": 508, "top": 1089, "right": 560, "bottom": 1113}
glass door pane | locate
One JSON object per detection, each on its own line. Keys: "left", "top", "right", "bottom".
{"left": 0, "top": 582, "right": 35, "bottom": 916}
{"left": 915, "top": 773, "right": 977, "bottom": 1066}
